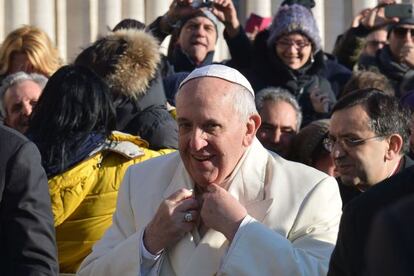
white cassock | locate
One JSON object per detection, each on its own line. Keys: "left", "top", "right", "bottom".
{"left": 77, "top": 138, "right": 342, "bottom": 276}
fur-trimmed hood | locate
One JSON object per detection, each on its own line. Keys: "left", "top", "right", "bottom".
{"left": 75, "top": 29, "right": 161, "bottom": 99}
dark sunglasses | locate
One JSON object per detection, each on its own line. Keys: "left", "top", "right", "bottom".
{"left": 393, "top": 27, "right": 414, "bottom": 38}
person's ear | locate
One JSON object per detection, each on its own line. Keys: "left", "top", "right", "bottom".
{"left": 243, "top": 113, "right": 261, "bottom": 147}
{"left": 385, "top": 134, "right": 403, "bottom": 160}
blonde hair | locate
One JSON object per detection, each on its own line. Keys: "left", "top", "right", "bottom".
{"left": 0, "top": 25, "right": 62, "bottom": 77}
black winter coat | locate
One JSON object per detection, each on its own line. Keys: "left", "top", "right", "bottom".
{"left": 365, "top": 193, "right": 414, "bottom": 276}
{"left": 114, "top": 71, "right": 178, "bottom": 150}
{"left": 75, "top": 29, "right": 178, "bottom": 150}
{"left": 244, "top": 30, "right": 339, "bottom": 126}
{"left": 328, "top": 158, "right": 414, "bottom": 276}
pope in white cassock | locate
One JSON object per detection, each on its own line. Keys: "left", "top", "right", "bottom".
{"left": 77, "top": 64, "right": 342, "bottom": 276}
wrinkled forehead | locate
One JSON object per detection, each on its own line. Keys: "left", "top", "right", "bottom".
{"left": 182, "top": 16, "right": 216, "bottom": 29}
{"left": 330, "top": 104, "right": 372, "bottom": 134}
{"left": 6, "top": 80, "right": 42, "bottom": 98}
{"left": 177, "top": 77, "right": 242, "bottom": 108}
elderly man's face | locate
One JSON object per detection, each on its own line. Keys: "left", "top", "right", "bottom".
{"left": 389, "top": 24, "right": 414, "bottom": 61}
{"left": 363, "top": 29, "right": 388, "bottom": 57}
{"left": 177, "top": 16, "right": 217, "bottom": 66}
{"left": 176, "top": 77, "right": 257, "bottom": 189}
{"left": 256, "top": 100, "right": 298, "bottom": 157}
{"left": 329, "top": 104, "right": 392, "bottom": 191}
{"left": 3, "top": 80, "right": 42, "bottom": 133}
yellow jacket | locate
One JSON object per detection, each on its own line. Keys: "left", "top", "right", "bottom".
{"left": 48, "top": 131, "right": 173, "bottom": 272}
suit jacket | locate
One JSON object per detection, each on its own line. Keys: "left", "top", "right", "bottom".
{"left": 328, "top": 165, "right": 414, "bottom": 276}
{"left": 78, "top": 138, "right": 342, "bottom": 276}
{"left": 365, "top": 194, "right": 414, "bottom": 276}
{"left": 0, "top": 125, "right": 58, "bottom": 275}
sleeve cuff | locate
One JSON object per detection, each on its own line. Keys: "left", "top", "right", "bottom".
{"left": 141, "top": 230, "right": 163, "bottom": 262}
{"left": 219, "top": 215, "right": 255, "bottom": 268}
{"left": 231, "top": 215, "right": 255, "bottom": 245}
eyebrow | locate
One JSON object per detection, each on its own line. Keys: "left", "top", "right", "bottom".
{"left": 187, "top": 19, "right": 215, "bottom": 27}
{"left": 202, "top": 119, "right": 221, "bottom": 126}
{"left": 177, "top": 117, "right": 189, "bottom": 124}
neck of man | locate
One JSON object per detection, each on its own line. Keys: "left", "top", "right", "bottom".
{"left": 358, "top": 155, "right": 404, "bottom": 191}
{"left": 386, "top": 155, "right": 404, "bottom": 178}
{"left": 192, "top": 55, "right": 206, "bottom": 66}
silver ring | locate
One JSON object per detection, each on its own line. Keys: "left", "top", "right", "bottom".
{"left": 184, "top": 212, "right": 193, "bottom": 222}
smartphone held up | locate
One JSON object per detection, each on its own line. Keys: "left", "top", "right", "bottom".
{"left": 191, "top": 0, "right": 213, "bottom": 9}
{"left": 384, "top": 4, "right": 414, "bottom": 19}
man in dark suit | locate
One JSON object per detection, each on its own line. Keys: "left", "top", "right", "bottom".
{"left": 327, "top": 89, "right": 413, "bottom": 205}
{"left": 327, "top": 89, "right": 414, "bottom": 276}
{"left": 0, "top": 124, "right": 58, "bottom": 275}
{"left": 364, "top": 191, "right": 414, "bottom": 276}
{"left": 328, "top": 165, "right": 414, "bottom": 276}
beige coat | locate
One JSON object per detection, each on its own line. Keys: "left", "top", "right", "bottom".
{"left": 77, "top": 138, "right": 342, "bottom": 276}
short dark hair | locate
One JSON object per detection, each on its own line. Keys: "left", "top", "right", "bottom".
{"left": 112, "top": 18, "right": 145, "bottom": 32}
{"left": 332, "top": 88, "right": 411, "bottom": 154}
{"left": 28, "top": 65, "right": 116, "bottom": 173}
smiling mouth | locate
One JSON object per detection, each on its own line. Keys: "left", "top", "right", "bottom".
{"left": 192, "top": 155, "right": 211, "bottom": 162}
{"left": 285, "top": 56, "right": 300, "bottom": 61}
{"left": 191, "top": 41, "right": 207, "bottom": 47}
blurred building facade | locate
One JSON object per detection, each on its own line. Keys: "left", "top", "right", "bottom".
{"left": 0, "top": 0, "right": 409, "bottom": 63}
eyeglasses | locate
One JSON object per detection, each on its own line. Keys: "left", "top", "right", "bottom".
{"left": 322, "top": 135, "right": 385, "bottom": 153}
{"left": 276, "top": 39, "right": 311, "bottom": 49}
{"left": 393, "top": 27, "right": 414, "bottom": 38}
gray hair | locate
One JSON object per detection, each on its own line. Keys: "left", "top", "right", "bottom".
{"left": 230, "top": 84, "right": 258, "bottom": 122}
{"left": 0, "top": 71, "right": 48, "bottom": 118}
{"left": 255, "top": 87, "right": 302, "bottom": 130}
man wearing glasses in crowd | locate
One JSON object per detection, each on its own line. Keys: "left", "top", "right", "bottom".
{"left": 325, "top": 88, "right": 414, "bottom": 276}
{"left": 360, "top": 27, "right": 388, "bottom": 58}
{"left": 325, "top": 88, "right": 412, "bottom": 204}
